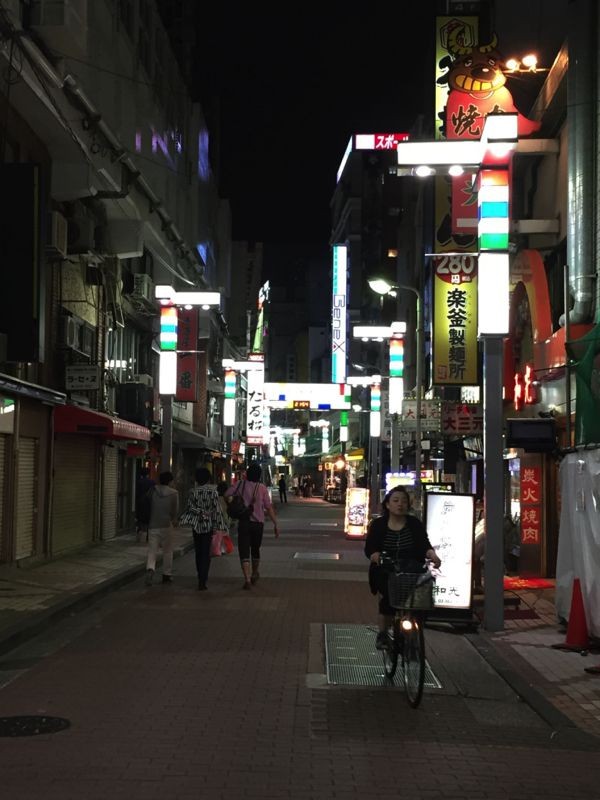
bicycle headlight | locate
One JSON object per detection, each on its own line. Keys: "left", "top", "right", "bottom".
{"left": 401, "top": 618, "right": 413, "bottom": 632}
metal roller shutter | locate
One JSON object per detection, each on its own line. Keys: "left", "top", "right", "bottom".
{"left": 52, "top": 435, "right": 97, "bottom": 555}
{"left": 102, "top": 445, "right": 119, "bottom": 540}
{"left": 15, "top": 437, "right": 38, "bottom": 560}
{"left": 0, "top": 436, "right": 6, "bottom": 561}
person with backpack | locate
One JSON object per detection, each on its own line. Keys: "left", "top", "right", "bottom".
{"left": 145, "top": 471, "right": 179, "bottom": 586}
{"left": 135, "top": 467, "right": 155, "bottom": 543}
{"left": 225, "top": 462, "right": 279, "bottom": 590}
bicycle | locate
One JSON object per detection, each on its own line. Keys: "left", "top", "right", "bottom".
{"left": 378, "top": 554, "right": 436, "bottom": 708}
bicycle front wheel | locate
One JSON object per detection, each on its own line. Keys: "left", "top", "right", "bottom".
{"left": 382, "top": 618, "right": 400, "bottom": 679}
{"left": 402, "top": 616, "right": 425, "bottom": 707}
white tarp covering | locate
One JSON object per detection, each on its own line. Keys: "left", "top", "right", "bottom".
{"left": 556, "top": 451, "right": 600, "bottom": 637}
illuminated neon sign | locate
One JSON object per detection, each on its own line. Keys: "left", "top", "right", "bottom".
{"left": 513, "top": 364, "right": 536, "bottom": 411}
{"left": 331, "top": 245, "right": 347, "bottom": 383}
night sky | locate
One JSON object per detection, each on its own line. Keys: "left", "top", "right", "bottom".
{"left": 198, "top": 1, "right": 567, "bottom": 248}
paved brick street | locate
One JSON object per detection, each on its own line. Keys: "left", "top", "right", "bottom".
{"left": 0, "top": 497, "right": 599, "bottom": 799}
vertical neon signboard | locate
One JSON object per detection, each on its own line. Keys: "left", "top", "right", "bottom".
{"left": 246, "top": 364, "right": 265, "bottom": 445}
{"left": 331, "top": 244, "right": 348, "bottom": 384}
{"left": 370, "top": 383, "right": 381, "bottom": 438}
{"left": 388, "top": 334, "right": 404, "bottom": 415}
{"left": 160, "top": 307, "right": 178, "bottom": 351}
{"left": 223, "top": 369, "right": 236, "bottom": 427}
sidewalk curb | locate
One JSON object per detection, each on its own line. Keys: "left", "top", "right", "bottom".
{"left": 0, "top": 538, "right": 195, "bottom": 658}
{"left": 467, "top": 631, "right": 599, "bottom": 746}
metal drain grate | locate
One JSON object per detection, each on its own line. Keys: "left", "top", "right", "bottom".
{"left": 0, "top": 716, "right": 70, "bottom": 737}
{"left": 324, "top": 624, "right": 442, "bottom": 689}
{"left": 293, "top": 552, "right": 340, "bottom": 560}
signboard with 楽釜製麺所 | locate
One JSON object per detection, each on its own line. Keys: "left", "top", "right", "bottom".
{"left": 433, "top": 255, "right": 478, "bottom": 386}
{"left": 424, "top": 492, "right": 475, "bottom": 614}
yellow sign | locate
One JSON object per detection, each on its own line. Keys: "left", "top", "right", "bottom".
{"left": 433, "top": 255, "right": 478, "bottom": 385}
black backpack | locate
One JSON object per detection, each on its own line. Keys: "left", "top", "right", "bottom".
{"left": 137, "top": 485, "right": 155, "bottom": 524}
{"left": 227, "top": 481, "right": 258, "bottom": 520}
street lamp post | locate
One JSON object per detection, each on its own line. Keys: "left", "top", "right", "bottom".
{"left": 395, "top": 112, "right": 519, "bottom": 632}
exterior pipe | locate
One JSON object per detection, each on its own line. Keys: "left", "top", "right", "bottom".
{"left": 563, "top": 0, "right": 595, "bottom": 325}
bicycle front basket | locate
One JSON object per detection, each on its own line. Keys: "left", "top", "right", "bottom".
{"left": 387, "top": 572, "right": 434, "bottom": 610}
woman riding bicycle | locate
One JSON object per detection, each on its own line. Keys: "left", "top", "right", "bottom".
{"left": 365, "top": 486, "right": 441, "bottom": 650}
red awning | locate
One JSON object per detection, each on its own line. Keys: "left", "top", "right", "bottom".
{"left": 54, "top": 405, "right": 151, "bottom": 442}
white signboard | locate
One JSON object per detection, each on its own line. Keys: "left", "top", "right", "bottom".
{"left": 263, "top": 382, "right": 350, "bottom": 410}
{"left": 401, "top": 400, "right": 441, "bottom": 432}
{"left": 66, "top": 365, "right": 101, "bottom": 391}
{"left": 425, "top": 492, "right": 474, "bottom": 610}
{"left": 246, "top": 367, "right": 265, "bottom": 445}
{"left": 331, "top": 245, "right": 347, "bottom": 383}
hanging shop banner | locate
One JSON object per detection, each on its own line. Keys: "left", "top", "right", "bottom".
{"left": 521, "top": 465, "right": 542, "bottom": 544}
{"left": 246, "top": 366, "right": 265, "bottom": 445}
{"left": 425, "top": 492, "right": 475, "bottom": 611}
{"left": 176, "top": 308, "right": 198, "bottom": 402}
{"left": 433, "top": 254, "right": 478, "bottom": 386}
{"left": 344, "top": 487, "right": 369, "bottom": 538}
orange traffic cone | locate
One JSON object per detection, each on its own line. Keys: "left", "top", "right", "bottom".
{"left": 552, "top": 578, "right": 590, "bottom": 652}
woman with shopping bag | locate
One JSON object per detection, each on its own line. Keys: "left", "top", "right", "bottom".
{"left": 180, "top": 467, "right": 228, "bottom": 591}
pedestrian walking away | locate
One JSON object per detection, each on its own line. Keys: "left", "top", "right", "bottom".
{"left": 145, "top": 471, "right": 179, "bottom": 586}
{"left": 278, "top": 474, "right": 287, "bottom": 503}
{"left": 364, "top": 486, "right": 441, "bottom": 650}
{"left": 135, "top": 467, "right": 155, "bottom": 543}
{"left": 181, "top": 468, "right": 228, "bottom": 590}
{"left": 225, "top": 462, "right": 279, "bottom": 589}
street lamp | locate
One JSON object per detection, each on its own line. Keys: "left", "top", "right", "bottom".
{"left": 368, "top": 278, "right": 423, "bottom": 495}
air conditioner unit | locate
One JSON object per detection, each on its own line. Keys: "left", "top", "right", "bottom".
{"left": 132, "top": 373, "right": 154, "bottom": 388}
{"left": 61, "top": 315, "right": 82, "bottom": 351}
{"left": 132, "top": 274, "right": 154, "bottom": 304}
{"left": 47, "top": 211, "right": 68, "bottom": 258}
{"left": 67, "top": 215, "right": 95, "bottom": 254}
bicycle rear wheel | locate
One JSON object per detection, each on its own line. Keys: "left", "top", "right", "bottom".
{"left": 382, "top": 618, "right": 400, "bottom": 679}
{"left": 402, "top": 616, "right": 425, "bottom": 707}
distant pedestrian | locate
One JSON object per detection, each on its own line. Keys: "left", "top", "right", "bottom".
{"left": 278, "top": 474, "right": 288, "bottom": 503}
{"left": 225, "top": 462, "right": 279, "bottom": 590}
{"left": 135, "top": 467, "right": 155, "bottom": 543}
{"left": 182, "top": 468, "right": 228, "bottom": 591}
{"left": 145, "top": 471, "right": 179, "bottom": 586}
{"left": 292, "top": 475, "right": 300, "bottom": 497}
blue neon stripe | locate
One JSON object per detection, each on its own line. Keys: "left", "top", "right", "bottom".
{"left": 479, "top": 201, "right": 509, "bottom": 219}
{"left": 318, "top": 403, "right": 331, "bottom": 410}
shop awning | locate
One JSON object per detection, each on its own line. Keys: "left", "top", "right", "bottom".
{"left": 0, "top": 373, "right": 66, "bottom": 406}
{"left": 54, "top": 405, "right": 151, "bottom": 442}
{"left": 172, "top": 425, "right": 222, "bottom": 454}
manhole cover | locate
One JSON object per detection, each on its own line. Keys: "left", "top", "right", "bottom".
{"left": 324, "top": 624, "right": 442, "bottom": 689}
{"left": 293, "top": 552, "right": 340, "bottom": 560}
{"left": 0, "top": 716, "right": 70, "bottom": 737}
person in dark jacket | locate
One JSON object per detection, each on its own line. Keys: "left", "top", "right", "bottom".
{"left": 135, "top": 467, "right": 155, "bottom": 543}
{"left": 364, "top": 486, "right": 441, "bottom": 650}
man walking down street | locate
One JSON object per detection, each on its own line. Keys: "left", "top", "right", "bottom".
{"left": 278, "top": 474, "right": 287, "bottom": 504}
{"left": 135, "top": 467, "right": 155, "bottom": 543}
{"left": 145, "top": 471, "right": 179, "bottom": 586}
